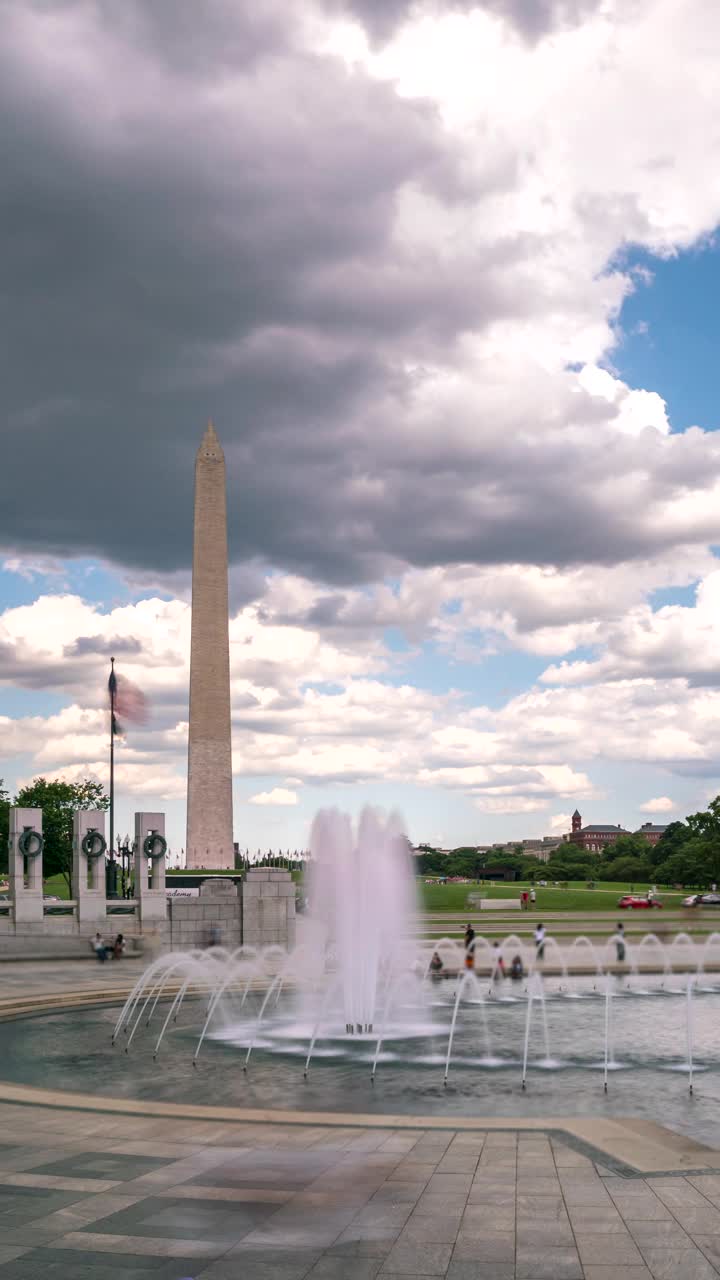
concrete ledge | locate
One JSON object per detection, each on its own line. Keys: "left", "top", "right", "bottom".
{"left": 0, "top": 937, "right": 145, "bottom": 962}
{"left": 0, "top": 952, "right": 144, "bottom": 964}
{"left": 0, "top": 1078, "right": 715, "bottom": 1175}
{"left": 470, "top": 898, "right": 522, "bottom": 910}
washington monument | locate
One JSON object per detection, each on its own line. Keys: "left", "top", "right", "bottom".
{"left": 186, "top": 422, "right": 234, "bottom": 867}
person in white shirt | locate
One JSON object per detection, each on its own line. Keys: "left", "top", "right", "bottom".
{"left": 534, "top": 923, "right": 545, "bottom": 961}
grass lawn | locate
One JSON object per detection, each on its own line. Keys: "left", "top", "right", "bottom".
{"left": 39, "top": 870, "right": 684, "bottom": 915}
{"left": 43, "top": 873, "right": 71, "bottom": 899}
{"left": 419, "top": 879, "right": 685, "bottom": 913}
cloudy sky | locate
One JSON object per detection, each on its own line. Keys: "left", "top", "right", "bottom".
{"left": 2, "top": 0, "right": 720, "bottom": 853}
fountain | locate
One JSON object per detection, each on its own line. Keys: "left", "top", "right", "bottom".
{"left": 111, "top": 809, "right": 720, "bottom": 1097}
{"left": 567, "top": 936, "right": 603, "bottom": 993}
{"left": 696, "top": 932, "right": 720, "bottom": 991}
{"left": 521, "top": 975, "right": 553, "bottom": 1087}
{"left": 303, "top": 809, "right": 418, "bottom": 1036}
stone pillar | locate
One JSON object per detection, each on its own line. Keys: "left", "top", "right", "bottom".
{"left": 9, "top": 807, "right": 44, "bottom": 924}
{"left": 242, "top": 868, "right": 296, "bottom": 949}
{"left": 134, "top": 811, "right": 167, "bottom": 925}
{"left": 72, "top": 810, "right": 107, "bottom": 926}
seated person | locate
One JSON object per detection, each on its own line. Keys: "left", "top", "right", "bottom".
{"left": 92, "top": 932, "right": 112, "bottom": 962}
{"left": 509, "top": 954, "right": 524, "bottom": 980}
{"left": 112, "top": 933, "right": 126, "bottom": 959}
{"left": 429, "top": 951, "right": 444, "bottom": 976}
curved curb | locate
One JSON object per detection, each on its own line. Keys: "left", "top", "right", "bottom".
{"left": 0, "top": 1079, "right": 717, "bottom": 1177}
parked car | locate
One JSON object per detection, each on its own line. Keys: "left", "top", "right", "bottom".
{"left": 617, "top": 895, "right": 663, "bottom": 909}
{"left": 682, "top": 893, "right": 720, "bottom": 907}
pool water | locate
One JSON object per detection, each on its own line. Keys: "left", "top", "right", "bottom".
{"left": 4, "top": 981, "right": 720, "bottom": 1151}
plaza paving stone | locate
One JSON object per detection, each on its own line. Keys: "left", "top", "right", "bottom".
{"left": 1, "top": 959, "right": 720, "bottom": 1278}
{"left": 0, "top": 1103, "right": 718, "bottom": 1277}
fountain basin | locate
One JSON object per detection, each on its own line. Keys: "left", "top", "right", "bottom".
{"left": 2, "top": 988, "right": 720, "bottom": 1149}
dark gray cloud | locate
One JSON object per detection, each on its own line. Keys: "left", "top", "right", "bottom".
{"left": 0, "top": 642, "right": 69, "bottom": 688}
{"left": 0, "top": 0, "right": 495, "bottom": 576}
{"left": 97, "top": 0, "right": 297, "bottom": 74}
{"left": 66, "top": 636, "right": 143, "bottom": 658}
{"left": 327, "top": 0, "right": 606, "bottom": 41}
{"left": 2, "top": 0, "right": 719, "bottom": 594}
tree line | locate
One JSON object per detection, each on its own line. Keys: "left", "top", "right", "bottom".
{"left": 4, "top": 778, "right": 720, "bottom": 894}
{"left": 414, "top": 799, "right": 720, "bottom": 888}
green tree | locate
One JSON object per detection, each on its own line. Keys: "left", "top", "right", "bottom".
{"left": 605, "top": 833, "right": 652, "bottom": 861}
{"left": 649, "top": 820, "right": 691, "bottom": 868}
{"left": 547, "top": 858, "right": 597, "bottom": 880}
{"left": 654, "top": 843, "right": 709, "bottom": 888}
{"left": 444, "top": 852, "right": 478, "bottom": 878}
{"left": 415, "top": 849, "right": 446, "bottom": 876}
{"left": 547, "top": 847, "right": 599, "bottom": 878}
{"left": 13, "top": 777, "right": 109, "bottom": 896}
{"left": 0, "top": 779, "right": 10, "bottom": 875}
{"left": 684, "top": 799, "right": 720, "bottom": 885}
{"left": 601, "top": 854, "right": 651, "bottom": 883}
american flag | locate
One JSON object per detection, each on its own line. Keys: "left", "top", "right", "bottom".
{"left": 108, "top": 662, "right": 147, "bottom": 736}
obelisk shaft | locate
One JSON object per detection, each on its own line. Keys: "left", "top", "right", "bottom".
{"left": 186, "top": 422, "right": 234, "bottom": 868}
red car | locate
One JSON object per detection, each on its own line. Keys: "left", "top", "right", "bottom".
{"left": 617, "top": 895, "right": 663, "bottom": 909}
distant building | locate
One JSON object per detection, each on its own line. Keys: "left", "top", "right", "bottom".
{"left": 519, "top": 837, "right": 563, "bottom": 863}
{"left": 569, "top": 809, "right": 629, "bottom": 852}
{"left": 569, "top": 810, "right": 668, "bottom": 853}
{"left": 517, "top": 841, "right": 545, "bottom": 861}
{"left": 635, "top": 822, "right": 669, "bottom": 846}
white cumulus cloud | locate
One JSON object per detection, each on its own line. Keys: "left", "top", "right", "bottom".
{"left": 249, "top": 788, "right": 299, "bottom": 806}
{"left": 639, "top": 796, "right": 676, "bottom": 814}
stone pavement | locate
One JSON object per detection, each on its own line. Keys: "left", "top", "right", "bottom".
{"left": 0, "top": 960, "right": 138, "bottom": 999}
{"left": 1, "top": 1102, "right": 720, "bottom": 1278}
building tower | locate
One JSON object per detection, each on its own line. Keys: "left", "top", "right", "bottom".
{"left": 186, "top": 422, "right": 234, "bottom": 867}
{"left": 571, "top": 809, "right": 582, "bottom": 834}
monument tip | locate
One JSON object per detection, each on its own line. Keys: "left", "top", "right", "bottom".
{"left": 198, "top": 419, "right": 223, "bottom": 460}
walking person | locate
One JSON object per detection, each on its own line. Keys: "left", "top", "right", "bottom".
{"left": 615, "top": 922, "right": 626, "bottom": 963}
{"left": 529, "top": 886, "right": 536, "bottom": 908}
{"left": 492, "top": 940, "right": 505, "bottom": 979}
{"left": 534, "top": 922, "right": 545, "bottom": 963}
{"left": 464, "top": 923, "right": 476, "bottom": 971}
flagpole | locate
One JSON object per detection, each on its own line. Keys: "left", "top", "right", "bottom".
{"left": 109, "top": 656, "right": 115, "bottom": 889}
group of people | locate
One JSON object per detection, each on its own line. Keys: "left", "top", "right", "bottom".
{"left": 428, "top": 924, "right": 525, "bottom": 981}
{"left": 92, "top": 932, "right": 125, "bottom": 962}
{"left": 469, "top": 921, "right": 533, "bottom": 979}
{"left": 428, "top": 919, "right": 628, "bottom": 980}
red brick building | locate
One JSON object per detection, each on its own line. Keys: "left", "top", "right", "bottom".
{"left": 570, "top": 811, "right": 629, "bottom": 853}
{"left": 569, "top": 810, "right": 668, "bottom": 853}
{"left": 634, "top": 822, "right": 670, "bottom": 846}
